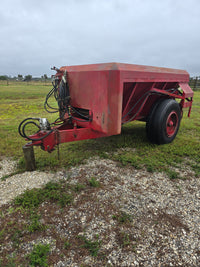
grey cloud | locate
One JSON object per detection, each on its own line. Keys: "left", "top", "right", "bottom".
{"left": 0, "top": 0, "right": 200, "bottom": 77}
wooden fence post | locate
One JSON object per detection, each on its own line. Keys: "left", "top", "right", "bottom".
{"left": 22, "top": 145, "right": 36, "bottom": 171}
{"left": 194, "top": 76, "right": 198, "bottom": 90}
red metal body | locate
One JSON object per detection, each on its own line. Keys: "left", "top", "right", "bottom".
{"left": 24, "top": 63, "right": 193, "bottom": 151}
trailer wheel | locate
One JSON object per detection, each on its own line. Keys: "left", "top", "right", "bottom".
{"left": 146, "top": 99, "right": 181, "bottom": 144}
{"left": 146, "top": 99, "right": 163, "bottom": 143}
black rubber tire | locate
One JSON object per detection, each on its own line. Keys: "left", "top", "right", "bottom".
{"left": 146, "top": 99, "right": 181, "bottom": 144}
{"left": 146, "top": 99, "right": 164, "bottom": 143}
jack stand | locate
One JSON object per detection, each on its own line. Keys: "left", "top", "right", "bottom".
{"left": 22, "top": 145, "right": 36, "bottom": 171}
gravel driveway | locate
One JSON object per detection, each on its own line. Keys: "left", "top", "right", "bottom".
{"left": 0, "top": 157, "right": 200, "bottom": 266}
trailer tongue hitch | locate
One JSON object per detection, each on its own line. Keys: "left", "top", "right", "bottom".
{"left": 18, "top": 117, "right": 53, "bottom": 142}
{"left": 39, "top": 118, "right": 51, "bottom": 131}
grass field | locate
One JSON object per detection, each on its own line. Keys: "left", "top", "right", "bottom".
{"left": 0, "top": 81, "right": 200, "bottom": 177}
{"left": 0, "top": 81, "right": 200, "bottom": 266}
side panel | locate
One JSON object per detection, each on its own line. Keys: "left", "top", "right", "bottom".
{"left": 67, "top": 70, "right": 108, "bottom": 134}
{"left": 66, "top": 69, "right": 121, "bottom": 135}
{"left": 121, "top": 81, "right": 180, "bottom": 123}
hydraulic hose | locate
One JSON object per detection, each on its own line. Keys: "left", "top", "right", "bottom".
{"left": 18, "top": 118, "right": 54, "bottom": 141}
{"left": 18, "top": 70, "right": 91, "bottom": 142}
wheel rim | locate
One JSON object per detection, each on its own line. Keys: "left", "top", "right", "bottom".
{"left": 166, "top": 111, "right": 179, "bottom": 137}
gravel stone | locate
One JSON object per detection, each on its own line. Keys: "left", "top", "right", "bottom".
{"left": 0, "top": 157, "right": 200, "bottom": 266}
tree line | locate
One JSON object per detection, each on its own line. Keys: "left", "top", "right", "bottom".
{"left": 0, "top": 74, "right": 49, "bottom": 82}
{"left": 189, "top": 76, "right": 200, "bottom": 90}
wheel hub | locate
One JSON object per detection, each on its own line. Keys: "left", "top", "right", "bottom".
{"left": 166, "top": 111, "right": 178, "bottom": 137}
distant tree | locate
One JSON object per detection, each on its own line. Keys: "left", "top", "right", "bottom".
{"left": 24, "top": 75, "right": 32, "bottom": 82}
{"left": 0, "top": 75, "right": 7, "bottom": 80}
{"left": 18, "top": 74, "right": 23, "bottom": 80}
{"left": 0, "top": 75, "right": 9, "bottom": 85}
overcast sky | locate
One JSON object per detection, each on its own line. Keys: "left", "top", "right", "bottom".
{"left": 0, "top": 0, "right": 200, "bottom": 77}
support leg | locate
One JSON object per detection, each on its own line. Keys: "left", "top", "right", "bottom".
{"left": 22, "top": 145, "right": 36, "bottom": 171}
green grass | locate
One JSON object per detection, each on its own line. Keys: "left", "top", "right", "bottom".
{"left": 0, "top": 82, "right": 57, "bottom": 158}
{"left": 78, "top": 235, "right": 101, "bottom": 257}
{"left": 119, "top": 232, "right": 131, "bottom": 247}
{"left": 112, "top": 211, "right": 133, "bottom": 224}
{"left": 14, "top": 181, "right": 73, "bottom": 209}
{"left": 64, "top": 240, "right": 71, "bottom": 249}
{"left": 28, "top": 211, "right": 46, "bottom": 233}
{"left": 88, "top": 177, "right": 101, "bottom": 187}
{"left": 0, "top": 82, "right": 200, "bottom": 177}
{"left": 0, "top": 229, "right": 5, "bottom": 241}
{"left": 73, "top": 183, "right": 86, "bottom": 192}
{"left": 27, "top": 243, "right": 50, "bottom": 267}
